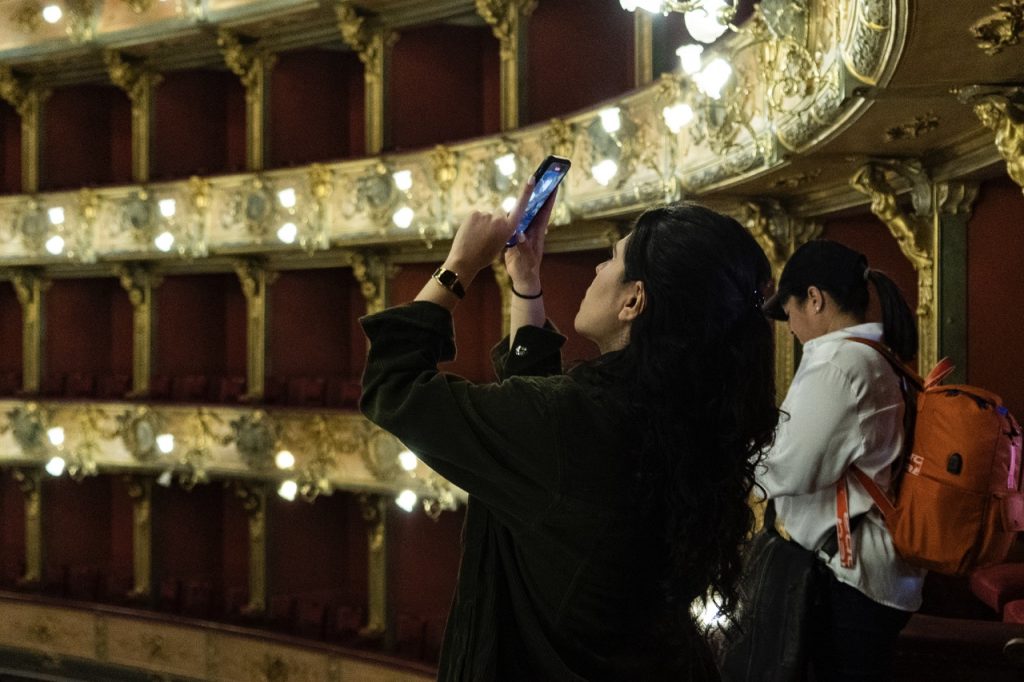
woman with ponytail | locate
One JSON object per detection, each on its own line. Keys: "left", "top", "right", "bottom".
{"left": 361, "top": 191, "right": 778, "bottom": 680}
{"left": 758, "top": 239, "right": 925, "bottom": 681}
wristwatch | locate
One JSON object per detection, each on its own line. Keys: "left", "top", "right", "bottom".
{"left": 432, "top": 266, "right": 465, "bottom": 299}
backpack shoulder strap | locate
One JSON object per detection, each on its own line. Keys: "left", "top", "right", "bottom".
{"left": 845, "top": 337, "right": 925, "bottom": 391}
{"left": 848, "top": 466, "right": 897, "bottom": 518}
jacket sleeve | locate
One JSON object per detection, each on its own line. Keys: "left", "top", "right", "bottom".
{"left": 490, "top": 322, "right": 566, "bottom": 381}
{"left": 758, "top": 360, "right": 867, "bottom": 497}
{"left": 360, "top": 301, "right": 563, "bottom": 527}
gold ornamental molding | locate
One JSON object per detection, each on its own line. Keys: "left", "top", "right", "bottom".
{"left": 105, "top": 50, "right": 163, "bottom": 183}
{"left": 971, "top": 0, "right": 1024, "bottom": 55}
{"left": 0, "top": 0, "right": 907, "bottom": 265}
{"left": 475, "top": 0, "right": 537, "bottom": 130}
{"left": 217, "top": 29, "right": 277, "bottom": 172}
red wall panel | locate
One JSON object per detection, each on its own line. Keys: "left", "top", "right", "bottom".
{"left": 1, "top": 100, "right": 20, "bottom": 194}
{"left": 543, "top": 249, "right": 605, "bottom": 365}
{"left": 156, "top": 274, "right": 239, "bottom": 378}
{"left": 347, "top": 60, "right": 366, "bottom": 157}
{"left": 226, "top": 82, "right": 247, "bottom": 173}
{"left": 43, "top": 476, "right": 113, "bottom": 573}
{"left": 221, "top": 487, "right": 250, "bottom": 598}
{"left": 268, "top": 268, "right": 365, "bottom": 379}
{"left": 153, "top": 484, "right": 224, "bottom": 582}
{"left": 0, "top": 472, "right": 25, "bottom": 584}
{"left": 388, "top": 506, "right": 463, "bottom": 620}
{"left": 390, "top": 24, "right": 492, "bottom": 151}
{"left": 42, "top": 85, "right": 128, "bottom": 189}
{"left": 153, "top": 70, "right": 242, "bottom": 180}
{"left": 44, "top": 278, "right": 123, "bottom": 382}
{"left": 268, "top": 491, "right": 354, "bottom": 596}
{"left": 0, "top": 282, "right": 21, "bottom": 381}
{"left": 967, "top": 176, "right": 1024, "bottom": 418}
{"left": 108, "top": 477, "right": 135, "bottom": 592}
{"left": 270, "top": 49, "right": 362, "bottom": 166}
{"left": 527, "top": 0, "right": 635, "bottom": 124}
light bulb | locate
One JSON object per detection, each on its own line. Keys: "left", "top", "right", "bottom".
{"left": 47, "top": 426, "right": 65, "bottom": 446}
{"left": 154, "top": 231, "right": 175, "bottom": 252}
{"left": 42, "top": 5, "right": 62, "bottom": 24}
{"left": 278, "top": 479, "right": 298, "bottom": 501}
{"left": 275, "top": 450, "right": 296, "bottom": 470}
{"left": 694, "top": 58, "right": 732, "bottom": 99}
{"left": 156, "top": 433, "right": 174, "bottom": 454}
{"left": 396, "top": 489, "right": 418, "bottom": 512}
{"left": 662, "top": 103, "right": 695, "bottom": 133}
{"left": 392, "top": 206, "right": 414, "bottom": 229}
{"left": 48, "top": 207, "right": 65, "bottom": 225}
{"left": 591, "top": 159, "right": 618, "bottom": 186}
{"left": 277, "top": 222, "right": 298, "bottom": 244}
{"left": 45, "top": 456, "right": 66, "bottom": 477}
{"left": 398, "top": 449, "right": 418, "bottom": 472}
{"left": 676, "top": 44, "right": 704, "bottom": 75}
{"left": 501, "top": 196, "right": 517, "bottom": 214}
{"left": 495, "top": 153, "right": 517, "bottom": 177}
{"left": 393, "top": 170, "right": 413, "bottom": 192}
{"left": 158, "top": 199, "right": 176, "bottom": 218}
{"left": 598, "top": 107, "right": 622, "bottom": 134}
{"left": 684, "top": 0, "right": 731, "bottom": 44}
{"left": 277, "top": 187, "right": 296, "bottom": 208}
{"left": 45, "top": 235, "right": 65, "bottom": 255}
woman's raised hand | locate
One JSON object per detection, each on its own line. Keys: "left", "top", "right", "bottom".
{"left": 504, "top": 180, "right": 557, "bottom": 296}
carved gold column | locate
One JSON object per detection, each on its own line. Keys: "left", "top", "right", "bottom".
{"left": 0, "top": 66, "right": 50, "bottom": 192}
{"left": 11, "top": 269, "right": 47, "bottom": 394}
{"left": 116, "top": 264, "right": 160, "bottom": 397}
{"left": 634, "top": 11, "right": 654, "bottom": 87}
{"left": 743, "top": 201, "right": 822, "bottom": 399}
{"left": 851, "top": 164, "right": 978, "bottom": 375}
{"left": 126, "top": 477, "right": 153, "bottom": 600}
{"left": 337, "top": 2, "right": 398, "bottom": 154}
{"left": 359, "top": 494, "right": 388, "bottom": 641}
{"left": 105, "top": 51, "right": 162, "bottom": 183}
{"left": 973, "top": 95, "right": 1024, "bottom": 195}
{"left": 476, "top": 0, "right": 537, "bottom": 131}
{"left": 217, "top": 30, "right": 276, "bottom": 172}
{"left": 350, "top": 251, "right": 394, "bottom": 315}
{"left": 13, "top": 468, "right": 43, "bottom": 586}
{"left": 234, "top": 482, "right": 268, "bottom": 615}
{"left": 234, "top": 259, "right": 277, "bottom": 401}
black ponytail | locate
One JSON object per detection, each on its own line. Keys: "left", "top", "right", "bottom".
{"left": 868, "top": 269, "right": 918, "bottom": 362}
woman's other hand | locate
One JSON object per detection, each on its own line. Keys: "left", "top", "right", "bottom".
{"left": 504, "top": 180, "right": 557, "bottom": 296}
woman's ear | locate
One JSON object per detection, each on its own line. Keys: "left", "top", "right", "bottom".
{"left": 806, "top": 286, "right": 825, "bottom": 314}
{"left": 618, "top": 281, "right": 647, "bottom": 322}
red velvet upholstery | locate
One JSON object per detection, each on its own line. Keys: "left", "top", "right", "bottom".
{"left": 1005, "top": 599, "right": 1024, "bottom": 624}
{"left": 971, "top": 563, "right": 1024, "bottom": 614}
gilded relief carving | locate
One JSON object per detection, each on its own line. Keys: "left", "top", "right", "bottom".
{"left": 972, "top": 0, "right": 1024, "bottom": 55}
{"left": 885, "top": 112, "right": 939, "bottom": 142}
{"left": 974, "top": 95, "right": 1024, "bottom": 193}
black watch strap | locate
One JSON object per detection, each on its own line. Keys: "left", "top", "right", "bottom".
{"left": 432, "top": 267, "right": 465, "bottom": 299}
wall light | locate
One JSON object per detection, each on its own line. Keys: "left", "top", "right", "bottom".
{"left": 392, "top": 206, "right": 414, "bottom": 229}
{"left": 278, "top": 479, "right": 298, "bottom": 501}
{"left": 591, "top": 159, "right": 619, "bottom": 186}
{"left": 45, "top": 456, "right": 66, "bottom": 477}
{"left": 154, "top": 230, "right": 175, "bottom": 252}
{"left": 156, "top": 433, "right": 174, "bottom": 455}
{"left": 275, "top": 450, "right": 295, "bottom": 470}
{"left": 45, "top": 235, "right": 65, "bottom": 255}
{"left": 42, "top": 4, "right": 62, "bottom": 24}
{"left": 158, "top": 198, "right": 176, "bottom": 218}
{"left": 392, "top": 170, "right": 413, "bottom": 192}
{"left": 694, "top": 58, "right": 732, "bottom": 99}
{"left": 598, "top": 107, "right": 622, "bottom": 134}
{"left": 277, "top": 222, "right": 298, "bottom": 244}
{"left": 684, "top": 0, "right": 731, "bottom": 44}
{"left": 398, "top": 449, "right": 418, "bottom": 472}
{"left": 47, "top": 206, "right": 65, "bottom": 225}
{"left": 663, "top": 103, "right": 695, "bottom": 133}
{"left": 676, "top": 44, "right": 704, "bottom": 75}
{"left": 495, "top": 153, "right": 517, "bottom": 178}
{"left": 395, "top": 489, "right": 418, "bottom": 512}
{"left": 277, "top": 188, "right": 296, "bottom": 209}
{"left": 47, "top": 426, "right": 65, "bottom": 447}
{"left": 501, "top": 196, "right": 517, "bottom": 213}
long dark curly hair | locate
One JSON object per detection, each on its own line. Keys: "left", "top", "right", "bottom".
{"left": 602, "top": 204, "right": 780, "bottom": 661}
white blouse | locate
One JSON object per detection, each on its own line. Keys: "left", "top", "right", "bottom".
{"left": 758, "top": 322, "right": 925, "bottom": 611}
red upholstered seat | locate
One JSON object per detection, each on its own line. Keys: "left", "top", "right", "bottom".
{"left": 971, "top": 563, "right": 1024, "bottom": 614}
{"left": 1005, "top": 599, "right": 1024, "bottom": 624}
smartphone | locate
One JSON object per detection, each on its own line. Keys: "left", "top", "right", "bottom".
{"left": 506, "top": 155, "right": 571, "bottom": 247}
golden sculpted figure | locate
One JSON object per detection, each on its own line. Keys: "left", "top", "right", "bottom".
{"left": 975, "top": 97, "right": 1024, "bottom": 193}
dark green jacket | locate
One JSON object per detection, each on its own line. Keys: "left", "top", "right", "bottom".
{"left": 360, "top": 301, "right": 704, "bottom": 681}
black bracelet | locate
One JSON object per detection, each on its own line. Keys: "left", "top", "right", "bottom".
{"left": 510, "top": 284, "right": 543, "bottom": 300}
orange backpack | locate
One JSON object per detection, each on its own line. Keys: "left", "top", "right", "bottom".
{"left": 835, "top": 338, "right": 1024, "bottom": 576}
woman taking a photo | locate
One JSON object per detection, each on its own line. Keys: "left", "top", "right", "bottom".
{"left": 360, "top": 182, "right": 779, "bottom": 680}
{"left": 758, "top": 240, "right": 925, "bottom": 681}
